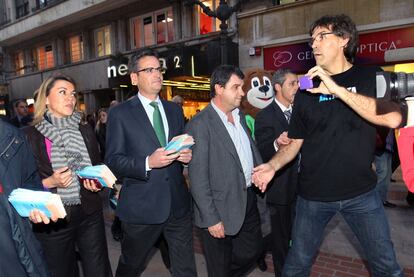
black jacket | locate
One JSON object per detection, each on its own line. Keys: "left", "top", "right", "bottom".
{"left": 0, "top": 120, "right": 50, "bottom": 277}
{"left": 255, "top": 101, "right": 299, "bottom": 205}
{"left": 23, "top": 123, "right": 103, "bottom": 214}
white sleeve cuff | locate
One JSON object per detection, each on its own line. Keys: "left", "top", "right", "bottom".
{"left": 145, "top": 156, "right": 152, "bottom": 172}
{"left": 273, "top": 139, "right": 279, "bottom": 152}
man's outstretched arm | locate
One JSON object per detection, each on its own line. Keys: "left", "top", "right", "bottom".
{"left": 253, "top": 138, "right": 303, "bottom": 192}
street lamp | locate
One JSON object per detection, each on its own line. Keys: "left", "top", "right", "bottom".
{"left": 185, "top": 0, "right": 245, "bottom": 64}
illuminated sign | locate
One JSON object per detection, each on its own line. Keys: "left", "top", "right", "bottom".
{"left": 264, "top": 26, "right": 414, "bottom": 72}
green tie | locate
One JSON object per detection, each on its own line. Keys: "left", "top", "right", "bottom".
{"left": 150, "top": 101, "right": 166, "bottom": 147}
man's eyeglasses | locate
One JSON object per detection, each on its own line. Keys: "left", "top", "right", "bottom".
{"left": 308, "top": 32, "right": 335, "bottom": 47}
{"left": 136, "top": 67, "right": 165, "bottom": 74}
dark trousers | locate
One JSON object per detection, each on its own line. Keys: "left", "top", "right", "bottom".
{"left": 268, "top": 203, "right": 295, "bottom": 277}
{"left": 115, "top": 212, "right": 197, "bottom": 277}
{"left": 199, "top": 188, "right": 262, "bottom": 277}
{"left": 33, "top": 206, "right": 112, "bottom": 277}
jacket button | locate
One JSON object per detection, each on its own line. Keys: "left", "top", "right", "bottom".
{"left": 5, "top": 153, "right": 9, "bottom": 158}
{"left": 14, "top": 139, "right": 20, "bottom": 144}
{"left": 243, "top": 187, "right": 247, "bottom": 191}
{"left": 165, "top": 177, "right": 169, "bottom": 181}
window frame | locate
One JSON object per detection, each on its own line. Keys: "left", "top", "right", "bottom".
{"left": 15, "top": 0, "right": 29, "bottom": 19}
{"left": 195, "top": 0, "right": 220, "bottom": 36}
{"left": 94, "top": 25, "right": 112, "bottom": 58}
{"left": 130, "top": 7, "right": 175, "bottom": 49}
{"left": 35, "top": 44, "right": 55, "bottom": 71}
{"left": 14, "top": 51, "right": 25, "bottom": 76}
{"left": 68, "top": 34, "right": 84, "bottom": 63}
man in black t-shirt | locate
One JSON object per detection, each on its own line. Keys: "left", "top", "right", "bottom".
{"left": 252, "top": 14, "right": 403, "bottom": 277}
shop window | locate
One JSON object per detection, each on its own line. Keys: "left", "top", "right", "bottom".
{"left": 130, "top": 7, "right": 175, "bottom": 49}
{"left": 36, "top": 44, "right": 54, "bottom": 70}
{"left": 15, "top": 0, "right": 29, "bottom": 19}
{"left": 196, "top": 0, "right": 220, "bottom": 35}
{"left": 14, "top": 51, "right": 24, "bottom": 76}
{"left": 69, "top": 35, "right": 84, "bottom": 63}
{"left": 95, "top": 26, "right": 112, "bottom": 57}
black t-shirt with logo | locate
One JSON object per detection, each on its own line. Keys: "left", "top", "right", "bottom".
{"left": 289, "top": 65, "right": 381, "bottom": 201}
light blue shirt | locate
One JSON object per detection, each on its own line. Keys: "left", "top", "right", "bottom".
{"left": 138, "top": 92, "right": 169, "bottom": 171}
{"left": 211, "top": 101, "right": 254, "bottom": 188}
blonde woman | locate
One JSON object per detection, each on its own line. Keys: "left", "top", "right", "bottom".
{"left": 24, "top": 73, "right": 112, "bottom": 277}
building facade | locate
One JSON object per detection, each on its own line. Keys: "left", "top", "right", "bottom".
{"left": 238, "top": 0, "right": 414, "bottom": 270}
{"left": 0, "top": 0, "right": 240, "bottom": 117}
{"left": 238, "top": 0, "right": 414, "bottom": 74}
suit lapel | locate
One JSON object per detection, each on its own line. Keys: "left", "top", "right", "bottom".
{"left": 272, "top": 101, "right": 289, "bottom": 129}
{"left": 206, "top": 105, "right": 243, "bottom": 170}
{"left": 128, "top": 96, "right": 161, "bottom": 147}
{"left": 161, "top": 100, "right": 174, "bottom": 142}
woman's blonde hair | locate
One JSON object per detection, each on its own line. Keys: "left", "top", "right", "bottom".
{"left": 32, "top": 73, "right": 76, "bottom": 125}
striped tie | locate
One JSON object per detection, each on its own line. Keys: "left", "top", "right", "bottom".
{"left": 284, "top": 109, "right": 292, "bottom": 123}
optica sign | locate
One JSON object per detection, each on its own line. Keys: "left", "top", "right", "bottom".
{"left": 264, "top": 26, "right": 414, "bottom": 72}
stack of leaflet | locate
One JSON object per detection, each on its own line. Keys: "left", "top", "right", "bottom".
{"left": 76, "top": 164, "right": 117, "bottom": 189}
{"left": 165, "top": 134, "right": 195, "bottom": 152}
{"left": 9, "top": 188, "right": 67, "bottom": 219}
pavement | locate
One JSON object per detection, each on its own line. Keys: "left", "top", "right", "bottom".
{"left": 102, "top": 169, "right": 414, "bottom": 276}
{"left": 104, "top": 218, "right": 273, "bottom": 277}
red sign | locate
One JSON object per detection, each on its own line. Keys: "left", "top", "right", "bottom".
{"left": 356, "top": 26, "right": 414, "bottom": 64}
{"left": 263, "top": 26, "right": 414, "bottom": 73}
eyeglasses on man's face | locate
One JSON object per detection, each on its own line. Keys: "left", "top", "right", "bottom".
{"left": 136, "top": 67, "right": 165, "bottom": 74}
{"left": 308, "top": 32, "right": 336, "bottom": 47}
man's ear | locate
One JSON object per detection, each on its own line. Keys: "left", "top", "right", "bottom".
{"left": 214, "top": 84, "right": 223, "bottom": 96}
{"left": 340, "top": 36, "right": 350, "bottom": 48}
{"left": 274, "top": 83, "right": 281, "bottom": 94}
{"left": 130, "top": 72, "right": 138, "bottom": 86}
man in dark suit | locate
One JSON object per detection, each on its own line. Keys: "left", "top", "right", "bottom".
{"left": 187, "top": 65, "right": 263, "bottom": 277}
{"left": 255, "top": 68, "right": 299, "bottom": 277}
{"left": 105, "top": 48, "right": 197, "bottom": 277}
{"left": 10, "top": 99, "right": 31, "bottom": 128}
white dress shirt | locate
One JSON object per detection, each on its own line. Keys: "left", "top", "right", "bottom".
{"left": 211, "top": 101, "right": 254, "bottom": 188}
{"left": 138, "top": 92, "right": 169, "bottom": 171}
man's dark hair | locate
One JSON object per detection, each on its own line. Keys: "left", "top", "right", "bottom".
{"left": 128, "top": 48, "right": 160, "bottom": 73}
{"left": 272, "top": 68, "right": 294, "bottom": 89}
{"left": 309, "top": 14, "right": 358, "bottom": 63}
{"left": 210, "top": 65, "right": 245, "bottom": 98}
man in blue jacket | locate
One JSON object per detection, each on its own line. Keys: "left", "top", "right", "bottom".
{"left": 0, "top": 119, "right": 51, "bottom": 276}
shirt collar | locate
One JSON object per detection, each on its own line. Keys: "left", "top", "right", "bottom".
{"left": 274, "top": 97, "right": 292, "bottom": 113}
{"left": 137, "top": 92, "right": 161, "bottom": 107}
{"left": 211, "top": 100, "right": 240, "bottom": 124}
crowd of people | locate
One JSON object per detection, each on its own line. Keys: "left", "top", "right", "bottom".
{"left": 0, "top": 13, "right": 412, "bottom": 277}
